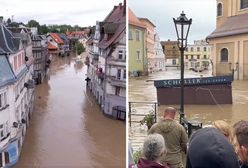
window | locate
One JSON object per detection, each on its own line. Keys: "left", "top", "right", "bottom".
{"left": 185, "top": 48, "right": 188, "bottom": 51}
{"left": 0, "top": 122, "right": 8, "bottom": 141}
{"left": 129, "top": 30, "right": 133, "bottom": 40}
{"left": 136, "top": 30, "right": 140, "bottom": 41}
{"left": 217, "top": 3, "right": 223, "bottom": 16}
{"left": 241, "top": 0, "right": 248, "bottom": 9}
{"left": 191, "top": 47, "right": 194, "bottom": 52}
{"left": 117, "top": 69, "right": 121, "bottom": 80}
{"left": 197, "top": 55, "right": 200, "bottom": 59}
{"left": 191, "top": 55, "right": 194, "bottom": 59}
{"left": 136, "top": 51, "right": 141, "bottom": 60}
{"left": 220, "top": 48, "right": 228, "bottom": 62}
{"left": 172, "top": 59, "right": 176, "bottom": 65}
{"left": 118, "top": 50, "right": 123, "bottom": 60}
{"left": 204, "top": 47, "right": 207, "bottom": 52}
{"left": 204, "top": 55, "right": 207, "bottom": 59}
{"left": 123, "top": 70, "right": 126, "bottom": 79}
{"left": 115, "top": 87, "right": 120, "bottom": 96}
{"left": 0, "top": 92, "right": 7, "bottom": 109}
{"left": 185, "top": 55, "right": 188, "bottom": 59}
{"left": 197, "top": 47, "right": 200, "bottom": 52}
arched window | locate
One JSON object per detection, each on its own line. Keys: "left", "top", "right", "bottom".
{"left": 241, "top": 0, "right": 248, "bottom": 9}
{"left": 217, "top": 3, "right": 223, "bottom": 16}
{"left": 220, "top": 48, "right": 228, "bottom": 62}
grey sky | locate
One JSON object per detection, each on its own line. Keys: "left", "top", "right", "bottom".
{"left": 129, "top": 0, "right": 217, "bottom": 43}
{"left": 0, "top": 0, "right": 122, "bottom": 26}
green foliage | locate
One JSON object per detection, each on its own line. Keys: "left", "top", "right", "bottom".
{"left": 133, "top": 150, "right": 142, "bottom": 164}
{"left": 140, "top": 113, "right": 155, "bottom": 130}
{"left": 27, "top": 20, "right": 40, "bottom": 28}
{"left": 8, "top": 21, "right": 22, "bottom": 27}
{"left": 39, "top": 24, "right": 49, "bottom": 34}
{"left": 6, "top": 18, "right": 11, "bottom": 25}
{"left": 75, "top": 42, "right": 85, "bottom": 55}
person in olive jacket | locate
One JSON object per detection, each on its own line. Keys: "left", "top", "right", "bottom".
{"left": 148, "top": 107, "right": 188, "bottom": 168}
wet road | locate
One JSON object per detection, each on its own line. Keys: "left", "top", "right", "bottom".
{"left": 129, "top": 69, "right": 248, "bottom": 126}
{"left": 15, "top": 54, "right": 125, "bottom": 168}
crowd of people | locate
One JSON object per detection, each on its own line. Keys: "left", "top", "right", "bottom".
{"left": 129, "top": 107, "right": 248, "bottom": 168}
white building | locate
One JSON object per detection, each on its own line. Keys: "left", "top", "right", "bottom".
{"left": 185, "top": 40, "right": 211, "bottom": 71}
{"left": 86, "top": 2, "right": 126, "bottom": 120}
{"left": 0, "top": 21, "right": 34, "bottom": 167}
{"left": 152, "top": 33, "right": 166, "bottom": 72}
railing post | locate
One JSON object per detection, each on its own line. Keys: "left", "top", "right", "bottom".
{"left": 129, "top": 102, "right": 131, "bottom": 127}
{"left": 154, "top": 102, "right": 157, "bottom": 123}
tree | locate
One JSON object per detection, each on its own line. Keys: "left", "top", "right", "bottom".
{"left": 27, "top": 20, "right": 40, "bottom": 28}
{"left": 39, "top": 24, "right": 49, "bottom": 34}
{"left": 6, "top": 18, "right": 11, "bottom": 26}
{"left": 8, "top": 22, "right": 20, "bottom": 27}
{"left": 75, "top": 41, "right": 85, "bottom": 55}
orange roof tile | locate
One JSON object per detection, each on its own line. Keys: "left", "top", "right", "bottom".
{"left": 47, "top": 42, "right": 57, "bottom": 50}
{"left": 128, "top": 8, "right": 146, "bottom": 29}
{"left": 50, "top": 33, "right": 64, "bottom": 44}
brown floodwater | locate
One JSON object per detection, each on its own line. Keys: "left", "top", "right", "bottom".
{"left": 15, "top": 54, "right": 125, "bottom": 168}
{"left": 129, "top": 69, "right": 248, "bottom": 127}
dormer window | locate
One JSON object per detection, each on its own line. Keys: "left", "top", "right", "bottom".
{"left": 241, "top": 0, "right": 248, "bottom": 9}
{"left": 217, "top": 3, "right": 223, "bottom": 16}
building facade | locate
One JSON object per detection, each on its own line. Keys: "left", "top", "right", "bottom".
{"left": 86, "top": 2, "right": 126, "bottom": 120}
{"left": 128, "top": 8, "right": 148, "bottom": 76}
{"left": 184, "top": 40, "right": 211, "bottom": 71}
{"left": 139, "top": 18, "right": 156, "bottom": 73}
{"left": 161, "top": 40, "right": 180, "bottom": 67}
{"left": 154, "top": 33, "right": 166, "bottom": 71}
{"left": 31, "top": 35, "right": 49, "bottom": 84}
{"left": 0, "top": 21, "right": 34, "bottom": 167}
{"left": 207, "top": 0, "right": 248, "bottom": 80}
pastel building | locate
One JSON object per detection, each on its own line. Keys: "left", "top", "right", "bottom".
{"left": 184, "top": 40, "right": 211, "bottom": 70}
{"left": 128, "top": 8, "right": 148, "bottom": 76}
{"left": 207, "top": 0, "right": 248, "bottom": 80}
{"left": 0, "top": 20, "right": 34, "bottom": 167}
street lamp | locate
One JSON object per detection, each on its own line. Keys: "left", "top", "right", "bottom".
{"left": 173, "top": 11, "right": 192, "bottom": 125}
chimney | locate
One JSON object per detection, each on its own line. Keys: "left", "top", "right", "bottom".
{"left": 0, "top": 16, "right": 3, "bottom": 24}
{"left": 123, "top": 0, "right": 126, "bottom": 15}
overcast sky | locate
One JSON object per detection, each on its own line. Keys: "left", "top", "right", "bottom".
{"left": 0, "top": 0, "right": 122, "bottom": 26}
{"left": 129, "top": 0, "right": 217, "bottom": 43}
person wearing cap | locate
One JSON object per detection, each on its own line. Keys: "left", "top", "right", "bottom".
{"left": 148, "top": 107, "right": 188, "bottom": 168}
{"left": 233, "top": 120, "right": 248, "bottom": 168}
{"left": 186, "top": 127, "right": 240, "bottom": 168}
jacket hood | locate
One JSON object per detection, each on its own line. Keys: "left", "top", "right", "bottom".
{"left": 137, "top": 158, "right": 168, "bottom": 168}
{"left": 186, "top": 127, "right": 240, "bottom": 168}
{"left": 157, "top": 120, "right": 176, "bottom": 133}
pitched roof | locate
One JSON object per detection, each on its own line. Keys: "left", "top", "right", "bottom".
{"left": 47, "top": 42, "right": 57, "bottom": 50}
{"left": 0, "top": 55, "right": 15, "bottom": 87}
{"left": 138, "top": 18, "right": 156, "bottom": 28}
{"left": 49, "top": 33, "right": 64, "bottom": 44}
{"left": 0, "top": 24, "right": 20, "bottom": 53}
{"left": 128, "top": 8, "right": 146, "bottom": 29}
{"left": 207, "top": 13, "right": 248, "bottom": 39}
{"left": 98, "top": 2, "right": 126, "bottom": 49}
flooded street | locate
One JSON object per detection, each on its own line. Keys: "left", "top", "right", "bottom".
{"left": 129, "top": 69, "right": 248, "bottom": 151}
{"left": 15, "top": 54, "right": 125, "bottom": 167}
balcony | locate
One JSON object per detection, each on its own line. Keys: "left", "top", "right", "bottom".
{"left": 110, "top": 77, "right": 125, "bottom": 88}
{"left": 96, "top": 68, "right": 104, "bottom": 80}
{"left": 24, "top": 79, "right": 35, "bottom": 89}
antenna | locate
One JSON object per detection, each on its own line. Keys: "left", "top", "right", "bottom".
{"left": 11, "top": 15, "right": 14, "bottom": 22}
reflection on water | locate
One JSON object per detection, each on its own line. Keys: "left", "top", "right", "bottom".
{"left": 15, "top": 54, "right": 125, "bottom": 168}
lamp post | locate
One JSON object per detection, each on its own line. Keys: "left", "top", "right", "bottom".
{"left": 173, "top": 11, "right": 192, "bottom": 125}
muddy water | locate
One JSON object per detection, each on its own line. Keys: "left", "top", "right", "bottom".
{"left": 15, "top": 54, "right": 125, "bottom": 168}
{"left": 129, "top": 70, "right": 248, "bottom": 126}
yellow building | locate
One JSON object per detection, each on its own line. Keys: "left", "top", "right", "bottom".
{"left": 128, "top": 9, "right": 148, "bottom": 76}
{"left": 207, "top": 0, "right": 248, "bottom": 80}
{"left": 185, "top": 40, "right": 211, "bottom": 71}
{"left": 139, "top": 18, "right": 156, "bottom": 73}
